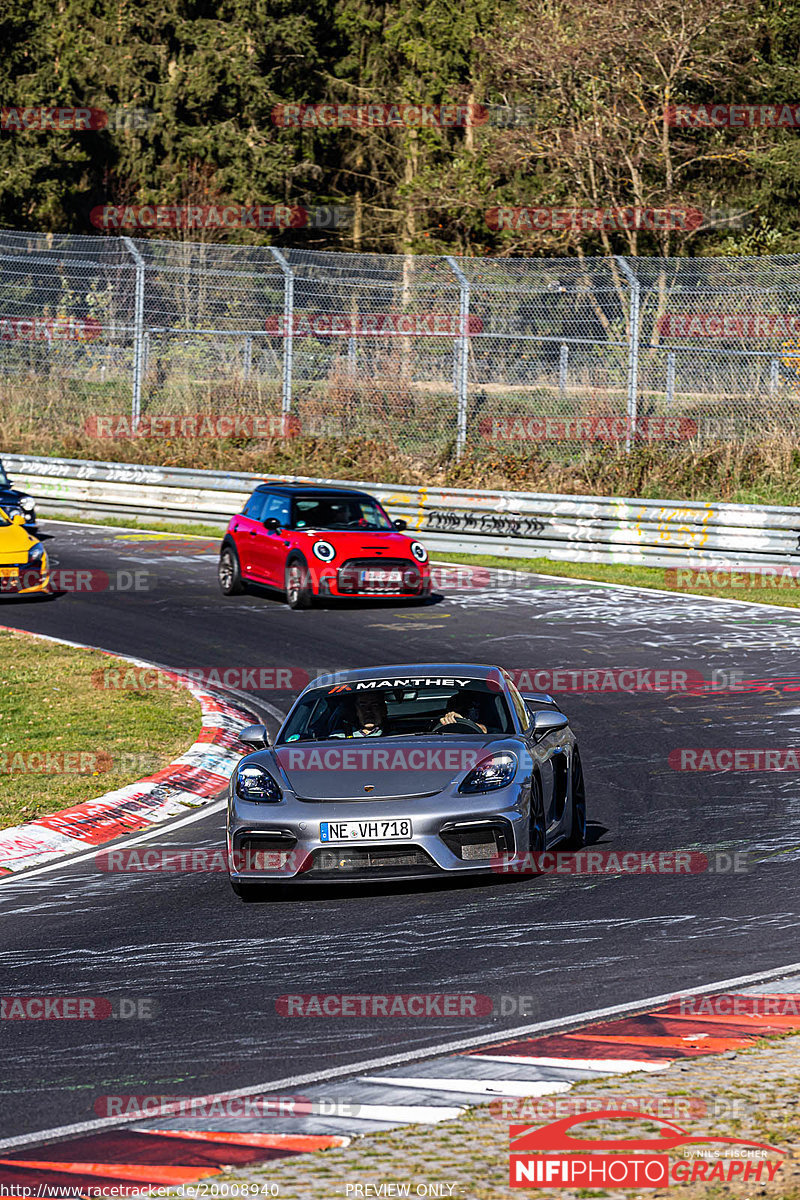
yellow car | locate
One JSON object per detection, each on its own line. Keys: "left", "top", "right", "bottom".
{"left": 0, "top": 508, "right": 50, "bottom": 595}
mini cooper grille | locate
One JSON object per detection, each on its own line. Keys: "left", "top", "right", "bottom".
{"left": 337, "top": 559, "right": 423, "bottom": 594}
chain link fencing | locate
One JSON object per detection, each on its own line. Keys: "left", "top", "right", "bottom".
{"left": 2, "top": 230, "right": 800, "bottom": 461}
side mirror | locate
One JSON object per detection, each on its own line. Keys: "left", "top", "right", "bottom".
{"left": 532, "top": 710, "right": 569, "bottom": 737}
{"left": 393, "top": 518, "right": 408, "bottom": 531}
{"left": 238, "top": 724, "right": 269, "bottom": 749}
{"left": 263, "top": 517, "right": 281, "bottom": 532}
{"left": 12, "top": 514, "right": 25, "bottom": 526}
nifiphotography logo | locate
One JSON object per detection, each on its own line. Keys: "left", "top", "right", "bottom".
{"left": 508, "top": 1111, "right": 785, "bottom": 1188}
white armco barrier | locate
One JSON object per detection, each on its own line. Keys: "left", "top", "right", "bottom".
{"left": 4, "top": 453, "right": 800, "bottom": 569}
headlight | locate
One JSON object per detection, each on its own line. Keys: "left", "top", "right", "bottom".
{"left": 410, "top": 541, "right": 428, "bottom": 563}
{"left": 459, "top": 752, "right": 517, "bottom": 794}
{"left": 19, "top": 497, "right": 35, "bottom": 513}
{"left": 235, "top": 764, "right": 282, "bottom": 802}
{"left": 27, "top": 542, "right": 44, "bottom": 565}
{"left": 312, "top": 540, "right": 336, "bottom": 562}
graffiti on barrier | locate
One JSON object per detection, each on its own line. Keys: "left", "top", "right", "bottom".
{"left": 425, "top": 510, "right": 545, "bottom": 537}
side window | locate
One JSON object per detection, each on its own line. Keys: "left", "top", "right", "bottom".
{"left": 242, "top": 492, "right": 266, "bottom": 521}
{"left": 506, "top": 680, "right": 530, "bottom": 729}
{"left": 262, "top": 494, "right": 291, "bottom": 527}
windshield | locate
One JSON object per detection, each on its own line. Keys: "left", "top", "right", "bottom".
{"left": 278, "top": 678, "right": 514, "bottom": 742}
{"left": 292, "top": 494, "right": 393, "bottom": 532}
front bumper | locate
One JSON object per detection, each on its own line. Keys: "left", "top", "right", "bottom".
{"left": 0, "top": 557, "right": 50, "bottom": 596}
{"left": 311, "top": 559, "right": 431, "bottom": 600}
{"left": 228, "top": 793, "right": 523, "bottom": 883}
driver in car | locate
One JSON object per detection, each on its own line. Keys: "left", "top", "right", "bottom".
{"left": 436, "top": 691, "right": 488, "bottom": 733}
{"left": 331, "top": 693, "right": 389, "bottom": 738}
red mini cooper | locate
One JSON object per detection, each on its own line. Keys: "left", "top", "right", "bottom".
{"left": 218, "top": 484, "right": 431, "bottom": 609}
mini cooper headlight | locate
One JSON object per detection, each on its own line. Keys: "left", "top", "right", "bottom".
{"left": 312, "top": 540, "right": 336, "bottom": 562}
{"left": 459, "top": 752, "right": 517, "bottom": 794}
{"left": 235, "top": 764, "right": 282, "bottom": 802}
{"left": 410, "top": 541, "right": 428, "bottom": 563}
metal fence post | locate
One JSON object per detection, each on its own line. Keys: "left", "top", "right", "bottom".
{"left": 770, "top": 358, "right": 779, "bottom": 395}
{"left": 243, "top": 335, "right": 253, "bottom": 381}
{"left": 615, "top": 256, "right": 641, "bottom": 452}
{"left": 446, "top": 256, "right": 470, "bottom": 459}
{"left": 267, "top": 247, "right": 294, "bottom": 416}
{"left": 559, "top": 343, "right": 568, "bottom": 398}
{"left": 122, "top": 237, "right": 145, "bottom": 430}
{"left": 666, "top": 352, "right": 676, "bottom": 407}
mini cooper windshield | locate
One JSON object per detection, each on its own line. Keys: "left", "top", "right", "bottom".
{"left": 292, "top": 495, "right": 393, "bottom": 531}
{"left": 279, "top": 678, "right": 516, "bottom": 742}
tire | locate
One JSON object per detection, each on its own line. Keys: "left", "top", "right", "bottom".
{"left": 218, "top": 546, "right": 244, "bottom": 595}
{"left": 230, "top": 878, "right": 267, "bottom": 902}
{"left": 563, "top": 747, "right": 587, "bottom": 849}
{"left": 528, "top": 771, "right": 547, "bottom": 855}
{"left": 285, "top": 558, "right": 313, "bottom": 609}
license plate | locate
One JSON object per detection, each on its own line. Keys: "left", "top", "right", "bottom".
{"left": 320, "top": 819, "right": 412, "bottom": 843}
{"left": 0, "top": 567, "right": 18, "bottom": 578}
{"left": 359, "top": 569, "right": 402, "bottom": 585}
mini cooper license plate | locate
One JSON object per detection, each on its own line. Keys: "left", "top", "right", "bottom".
{"left": 360, "top": 569, "right": 402, "bottom": 585}
{"left": 320, "top": 819, "right": 412, "bottom": 843}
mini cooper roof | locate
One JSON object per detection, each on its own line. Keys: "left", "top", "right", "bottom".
{"left": 253, "top": 483, "right": 377, "bottom": 501}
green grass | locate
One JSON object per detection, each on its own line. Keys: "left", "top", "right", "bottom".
{"left": 0, "top": 630, "right": 201, "bottom": 828}
{"left": 434, "top": 551, "right": 800, "bottom": 609}
{"left": 41, "top": 512, "right": 226, "bottom": 538}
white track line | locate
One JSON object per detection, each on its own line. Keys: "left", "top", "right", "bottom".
{"left": 467, "top": 1055, "right": 670, "bottom": 1073}
{"left": 359, "top": 1077, "right": 572, "bottom": 1098}
{"left": 3, "top": 959, "right": 800, "bottom": 1152}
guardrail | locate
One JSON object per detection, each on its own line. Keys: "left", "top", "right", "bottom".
{"left": 5, "top": 453, "right": 800, "bottom": 569}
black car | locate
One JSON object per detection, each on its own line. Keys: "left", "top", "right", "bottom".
{"left": 0, "top": 459, "right": 36, "bottom": 531}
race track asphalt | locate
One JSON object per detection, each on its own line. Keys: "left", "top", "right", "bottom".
{"left": 0, "top": 522, "right": 797, "bottom": 1141}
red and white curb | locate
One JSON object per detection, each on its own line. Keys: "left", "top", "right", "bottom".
{"left": 1, "top": 967, "right": 799, "bottom": 1193}
{"left": 0, "top": 626, "right": 258, "bottom": 875}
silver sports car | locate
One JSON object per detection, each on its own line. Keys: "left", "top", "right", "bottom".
{"left": 227, "top": 664, "right": 586, "bottom": 899}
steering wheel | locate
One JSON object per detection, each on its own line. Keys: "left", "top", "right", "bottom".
{"left": 431, "top": 717, "right": 484, "bottom": 734}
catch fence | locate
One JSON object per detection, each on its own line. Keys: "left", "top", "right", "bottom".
{"left": 2, "top": 231, "right": 800, "bottom": 457}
